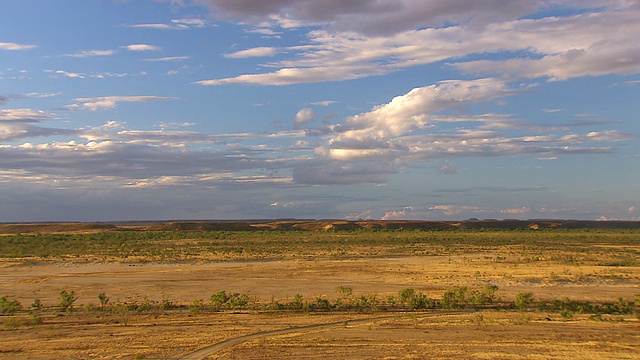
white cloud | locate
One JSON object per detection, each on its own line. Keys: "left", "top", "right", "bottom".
{"left": 127, "top": 23, "right": 188, "bottom": 30}
{"left": 0, "top": 109, "right": 55, "bottom": 122}
{"left": 195, "top": 64, "right": 387, "bottom": 86}
{"left": 171, "top": 18, "right": 208, "bottom": 27}
{"left": 285, "top": 75, "right": 634, "bottom": 185}
{"left": 501, "top": 207, "right": 531, "bottom": 215}
{"left": 124, "top": 44, "right": 161, "bottom": 51}
{"left": 326, "top": 78, "right": 515, "bottom": 156}
{"left": 127, "top": 18, "right": 209, "bottom": 30}
{"left": 195, "top": 3, "right": 640, "bottom": 86}
{"left": 0, "top": 42, "right": 37, "bottom": 51}
{"left": 311, "top": 100, "right": 336, "bottom": 106}
{"left": 246, "top": 28, "right": 282, "bottom": 37}
{"left": 45, "top": 69, "right": 130, "bottom": 79}
{"left": 50, "top": 70, "right": 85, "bottom": 78}
{"left": 23, "top": 92, "right": 60, "bottom": 98}
{"left": 65, "top": 49, "right": 116, "bottom": 58}
{"left": 294, "top": 108, "right": 315, "bottom": 127}
{"left": 66, "top": 96, "right": 178, "bottom": 111}
{"left": 224, "top": 47, "right": 278, "bottom": 58}
{"left": 144, "top": 56, "right": 190, "bottom": 62}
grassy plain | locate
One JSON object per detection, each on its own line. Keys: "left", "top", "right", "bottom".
{"left": 1, "top": 222, "right": 639, "bottom": 359}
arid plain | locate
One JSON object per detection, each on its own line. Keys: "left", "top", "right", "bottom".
{"left": 1, "top": 220, "right": 639, "bottom": 359}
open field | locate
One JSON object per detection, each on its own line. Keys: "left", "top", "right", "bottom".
{"left": 1, "top": 221, "right": 639, "bottom": 359}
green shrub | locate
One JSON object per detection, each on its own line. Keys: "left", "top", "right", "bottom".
{"left": 98, "top": 292, "right": 109, "bottom": 310}
{"left": 228, "top": 292, "right": 249, "bottom": 310}
{"left": 59, "top": 290, "right": 77, "bottom": 313}
{"left": 189, "top": 299, "right": 204, "bottom": 314}
{"left": 442, "top": 287, "right": 469, "bottom": 309}
{"left": 31, "top": 299, "right": 42, "bottom": 311}
{"left": 398, "top": 288, "right": 416, "bottom": 306}
{"left": 514, "top": 292, "right": 534, "bottom": 310}
{"left": 1, "top": 296, "right": 22, "bottom": 315}
{"left": 210, "top": 291, "right": 229, "bottom": 311}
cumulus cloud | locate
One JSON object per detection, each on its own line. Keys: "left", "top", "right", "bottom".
{"left": 0, "top": 42, "right": 37, "bottom": 50}
{"left": 65, "top": 96, "right": 178, "bottom": 111}
{"left": 283, "top": 76, "right": 633, "bottom": 185}
{"left": 326, "top": 78, "right": 516, "bottom": 156}
{"left": 294, "top": 108, "right": 315, "bottom": 128}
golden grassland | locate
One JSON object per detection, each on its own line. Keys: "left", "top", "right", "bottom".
{"left": 1, "top": 221, "right": 639, "bottom": 359}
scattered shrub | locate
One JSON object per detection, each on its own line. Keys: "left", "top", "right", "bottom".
{"left": 514, "top": 292, "right": 534, "bottom": 310}
{"left": 98, "top": 292, "right": 109, "bottom": 310}
{"left": 1, "top": 296, "right": 22, "bottom": 316}
{"left": 210, "top": 290, "right": 229, "bottom": 311}
{"left": 189, "top": 299, "right": 204, "bottom": 314}
{"left": 59, "top": 290, "right": 77, "bottom": 313}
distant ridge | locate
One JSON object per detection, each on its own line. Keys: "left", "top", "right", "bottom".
{"left": 1, "top": 219, "right": 639, "bottom": 234}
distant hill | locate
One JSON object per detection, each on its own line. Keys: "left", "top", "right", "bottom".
{"left": 0, "top": 222, "right": 117, "bottom": 234}
{"left": 1, "top": 219, "right": 639, "bottom": 235}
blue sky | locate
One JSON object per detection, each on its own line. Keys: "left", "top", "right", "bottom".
{"left": 1, "top": 0, "right": 639, "bottom": 222}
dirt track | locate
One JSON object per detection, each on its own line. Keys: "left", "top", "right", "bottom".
{"left": 180, "top": 312, "right": 469, "bottom": 360}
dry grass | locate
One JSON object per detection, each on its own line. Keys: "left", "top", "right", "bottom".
{"left": 1, "top": 223, "right": 639, "bottom": 359}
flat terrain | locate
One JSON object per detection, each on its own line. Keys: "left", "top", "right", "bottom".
{"left": 1, "top": 221, "right": 639, "bottom": 359}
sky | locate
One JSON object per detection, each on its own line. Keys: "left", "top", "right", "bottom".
{"left": 1, "top": 0, "right": 639, "bottom": 222}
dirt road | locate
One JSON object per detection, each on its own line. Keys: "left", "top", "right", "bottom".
{"left": 180, "top": 311, "right": 469, "bottom": 359}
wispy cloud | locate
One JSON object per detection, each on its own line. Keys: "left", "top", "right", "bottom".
{"left": 65, "top": 49, "right": 116, "bottom": 58}
{"left": 124, "top": 44, "right": 161, "bottom": 51}
{"left": 127, "top": 17, "right": 209, "bottom": 30}
{"left": 311, "top": 100, "right": 336, "bottom": 106}
{"left": 0, "top": 109, "right": 55, "bottom": 122}
{"left": 44, "top": 69, "right": 128, "bottom": 79}
{"left": 127, "top": 23, "right": 187, "bottom": 30}
{"left": 65, "top": 96, "right": 178, "bottom": 111}
{"left": 224, "top": 47, "right": 278, "bottom": 59}
{"left": 143, "top": 56, "right": 190, "bottom": 62}
{"left": 0, "top": 92, "right": 60, "bottom": 105}
{"left": 195, "top": 4, "right": 640, "bottom": 86}
{"left": 0, "top": 42, "right": 36, "bottom": 51}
